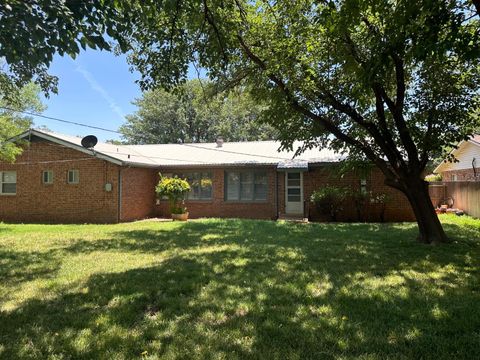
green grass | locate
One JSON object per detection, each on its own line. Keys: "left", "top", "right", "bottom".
{"left": 0, "top": 215, "right": 479, "bottom": 359}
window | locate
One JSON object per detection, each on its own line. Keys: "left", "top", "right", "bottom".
{"left": 225, "top": 170, "right": 268, "bottom": 201}
{"left": 67, "top": 170, "right": 79, "bottom": 184}
{"left": 0, "top": 171, "right": 17, "bottom": 195}
{"left": 451, "top": 174, "right": 458, "bottom": 181}
{"left": 177, "top": 172, "right": 213, "bottom": 200}
{"left": 42, "top": 170, "right": 53, "bottom": 184}
{"left": 360, "top": 179, "right": 367, "bottom": 194}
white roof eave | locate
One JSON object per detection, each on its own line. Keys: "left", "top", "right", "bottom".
{"left": 433, "top": 140, "right": 471, "bottom": 173}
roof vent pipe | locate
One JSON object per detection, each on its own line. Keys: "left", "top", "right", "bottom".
{"left": 216, "top": 137, "right": 224, "bottom": 148}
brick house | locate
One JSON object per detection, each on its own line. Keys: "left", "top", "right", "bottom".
{"left": 434, "top": 135, "right": 480, "bottom": 181}
{"left": 0, "top": 129, "right": 414, "bottom": 223}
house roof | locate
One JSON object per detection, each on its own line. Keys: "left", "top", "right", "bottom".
{"left": 470, "top": 135, "right": 480, "bottom": 146}
{"left": 10, "top": 129, "right": 344, "bottom": 168}
{"left": 434, "top": 135, "right": 480, "bottom": 173}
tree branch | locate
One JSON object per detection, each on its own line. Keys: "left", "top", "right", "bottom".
{"left": 391, "top": 52, "right": 405, "bottom": 111}
{"left": 388, "top": 52, "right": 420, "bottom": 167}
{"left": 203, "top": 0, "right": 229, "bottom": 63}
{"left": 167, "top": 0, "right": 182, "bottom": 74}
{"left": 362, "top": 18, "right": 420, "bottom": 169}
{"left": 372, "top": 83, "right": 407, "bottom": 168}
{"left": 420, "top": 111, "right": 435, "bottom": 168}
{"left": 341, "top": 31, "right": 407, "bottom": 168}
{"left": 236, "top": 34, "right": 397, "bottom": 180}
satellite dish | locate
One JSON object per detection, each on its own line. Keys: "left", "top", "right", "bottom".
{"left": 81, "top": 135, "right": 98, "bottom": 149}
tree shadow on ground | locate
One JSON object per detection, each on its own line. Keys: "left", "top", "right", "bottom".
{"left": 0, "top": 219, "right": 479, "bottom": 359}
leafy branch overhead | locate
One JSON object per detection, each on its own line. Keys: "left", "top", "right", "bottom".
{"left": 0, "top": 1, "right": 134, "bottom": 96}
{"left": 125, "top": 1, "right": 479, "bottom": 172}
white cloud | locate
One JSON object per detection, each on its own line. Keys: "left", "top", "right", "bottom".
{"left": 75, "top": 65, "right": 125, "bottom": 120}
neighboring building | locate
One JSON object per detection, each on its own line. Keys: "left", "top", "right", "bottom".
{"left": 0, "top": 129, "right": 414, "bottom": 223}
{"left": 434, "top": 135, "right": 480, "bottom": 181}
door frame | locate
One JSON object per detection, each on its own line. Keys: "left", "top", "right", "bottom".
{"left": 285, "top": 171, "right": 304, "bottom": 215}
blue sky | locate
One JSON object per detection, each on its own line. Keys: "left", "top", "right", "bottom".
{"left": 36, "top": 50, "right": 200, "bottom": 142}
{"left": 36, "top": 50, "right": 141, "bottom": 141}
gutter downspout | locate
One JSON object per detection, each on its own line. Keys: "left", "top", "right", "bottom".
{"left": 117, "top": 167, "right": 123, "bottom": 223}
{"left": 275, "top": 170, "right": 279, "bottom": 220}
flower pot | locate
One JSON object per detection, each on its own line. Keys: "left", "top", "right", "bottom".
{"left": 172, "top": 212, "right": 189, "bottom": 221}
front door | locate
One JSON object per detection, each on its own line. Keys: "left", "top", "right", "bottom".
{"left": 285, "top": 171, "right": 303, "bottom": 215}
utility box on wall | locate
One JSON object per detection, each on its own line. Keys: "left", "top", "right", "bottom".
{"left": 105, "top": 183, "right": 113, "bottom": 192}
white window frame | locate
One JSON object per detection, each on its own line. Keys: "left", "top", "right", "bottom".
{"left": 67, "top": 169, "right": 79, "bottom": 184}
{"left": 42, "top": 170, "right": 53, "bottom": 184}
{"left": 285, "top": 171, "right": 304, "bottom": 214}
{"left": 0, "top": 171, "right": 17, "bottom": 195}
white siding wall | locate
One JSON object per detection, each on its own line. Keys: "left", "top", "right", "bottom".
{"left": 436, "top": 141, "right": 480, "bottom": 172}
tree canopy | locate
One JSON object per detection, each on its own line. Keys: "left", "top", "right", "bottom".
{"left": 120, "top": 79, "right": 277, "bottom": 144}
{"left": 0, "top": 82, "right": 46, "bottom": 162}
{"left": 119, "top": 0, "right": 479, "bottom": 244}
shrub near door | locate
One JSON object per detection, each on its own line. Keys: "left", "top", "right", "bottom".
{"left": 155, "top": 175, "right": 191, "bottom": 221}
{"left": 310, "top": 186, "right": 348, "bottom": 221}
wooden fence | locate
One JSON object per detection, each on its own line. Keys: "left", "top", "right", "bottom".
{"left": 429, "top": 181, "right": 480, "bottom": 218}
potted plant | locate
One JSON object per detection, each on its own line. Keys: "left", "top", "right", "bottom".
{"left": 155, "top": 175, "right": 191, "bottom": 221}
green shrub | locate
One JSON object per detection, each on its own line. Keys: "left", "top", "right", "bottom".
{"left": 310, "top": 186, "right": 348, "bottom": 221}
{"left": 425, "top": 173, "right": 442, "bottom": 182}
{"left": 156, "top": 175, "right": 191, "bottom": 214}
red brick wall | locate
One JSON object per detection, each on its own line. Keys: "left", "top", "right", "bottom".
{"left": 301, "top": 165, "right": 414, "bottom": 222}
{"left": 0, "top": 140, "right": 120, "bottom": 223}
{"left": 0, "top": 140, "right": 416, "bottom": 223}
{"left": 120, "top": 167, "right": 157, "bottom": 221}
{"left": 155, "top": 165, "right": 414, "bottom": 222}
{"left": 441, "top": 169, "right": 479, "bottom": 182}
{"left": 155, "top": 167, "right": 278, "bottom": 219}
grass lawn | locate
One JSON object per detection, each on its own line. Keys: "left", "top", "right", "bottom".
{"left": 0, "top": 215, "right": 479, "bottom": 359}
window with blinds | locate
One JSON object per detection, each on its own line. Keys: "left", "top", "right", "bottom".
{"left": 225, "top": 170, "right": 268, "bottom": 201}
{"left": 0, "top": 171, "right": 17, "bottom": 194}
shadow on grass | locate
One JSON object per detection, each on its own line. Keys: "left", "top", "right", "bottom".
{"left": 0, "top": 219, "right": 479, "bottom": 359}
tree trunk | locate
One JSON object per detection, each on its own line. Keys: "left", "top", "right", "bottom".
{"left": 399, "top": 178, "right": 448, "bottom": 244}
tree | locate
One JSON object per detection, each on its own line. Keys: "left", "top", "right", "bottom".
{"left": 119, "top": 0, "right": 479, "bottom": 244}
{"left": 120, "top": 79, "right": 277, "bottom": 144}
{"left": 0, "top": 82, "right": 46, "bottom": 162}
